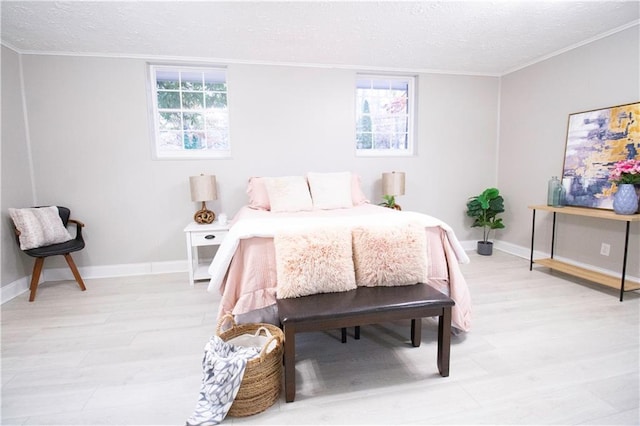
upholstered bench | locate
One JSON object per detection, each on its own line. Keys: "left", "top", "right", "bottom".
{"left": 276, "top": 283, "right": 455, "bottom": 402}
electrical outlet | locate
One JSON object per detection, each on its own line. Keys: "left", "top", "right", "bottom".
{"left": 600, "top": 243, "right": 611, "bottom": 256}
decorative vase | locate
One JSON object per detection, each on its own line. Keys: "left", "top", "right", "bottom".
{"left": 477, "top": 241, "right": 493, "bottom": 256}
{"left": 612, "top": 184, "right": 639, "bottom": 215}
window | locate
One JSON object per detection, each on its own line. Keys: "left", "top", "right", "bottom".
{"left": 355, "top": 75, "right": 415, "bottom": 156}
{"left": 149, "top": 65, "right": 230, "bottom": 159}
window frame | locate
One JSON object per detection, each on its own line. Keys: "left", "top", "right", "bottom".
{"left": 355, "top": 74, "right": 416, "bottom": 157}
{"left": 148, "top": 64, "right": 231, "bottom": 160}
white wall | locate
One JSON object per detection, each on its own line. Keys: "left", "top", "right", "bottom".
{"left": 1, "top": 51, "right": 499, "bottom": 286}
{"left": 498, "top": 26, "right": 639, "bottom": 276}
{"left": 1, "top": 46, "right": 34, "bottom": 286}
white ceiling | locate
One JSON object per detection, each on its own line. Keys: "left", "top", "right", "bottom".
{"left": 1, "top": 1, "right": 639, "bottom": 76}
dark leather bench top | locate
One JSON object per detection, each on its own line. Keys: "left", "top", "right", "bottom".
{"left": 277, "top": 283, "right": 454, "bottom": 323}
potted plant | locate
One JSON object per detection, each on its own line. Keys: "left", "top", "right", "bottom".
{"left": 466, "top": 187, "right": 505, "bottom": 255}
{"left": 379, "top": 195, "right": 401, "bottom": 210}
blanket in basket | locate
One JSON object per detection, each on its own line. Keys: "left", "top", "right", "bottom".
{"left": 186, "top": 336, "right": 259, "bottom": 426}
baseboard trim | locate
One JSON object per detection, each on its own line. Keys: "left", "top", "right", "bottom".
{"left": 42, "top": 260, "right": 188, "bottom": 281}
{"left": 1, "top": 260, "right": 189, "bottom": 304}
{"left": 1, "top": 276, "right": 32, "bottom": 304}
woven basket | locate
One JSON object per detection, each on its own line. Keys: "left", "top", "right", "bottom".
{"left": 216, "top": 314, "right": 283, "bottom": 417}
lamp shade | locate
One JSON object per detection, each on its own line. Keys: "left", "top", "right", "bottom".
{"left": 190, "top": 175, "right": 218, "bottom": 202}
{"left": 382, "top": 171, "right": 405, "bottom": 196}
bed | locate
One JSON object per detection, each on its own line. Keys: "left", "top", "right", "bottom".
{"left": 207, "top": 173, "right": 472, "bottom": 332}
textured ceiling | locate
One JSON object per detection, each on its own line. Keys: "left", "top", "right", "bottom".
{"left": 1, "top": 1, "right": 639, "bottom": 75}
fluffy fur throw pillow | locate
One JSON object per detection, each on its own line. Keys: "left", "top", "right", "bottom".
{"left": 352, "top": 223, "right": 428, "bottom": 287}
{"left": 274, "top": 227, "right": 356, "bottom": 299}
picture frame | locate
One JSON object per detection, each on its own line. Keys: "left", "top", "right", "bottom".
{"left": 561, "top": 101, "right": 640, "bottom": 210}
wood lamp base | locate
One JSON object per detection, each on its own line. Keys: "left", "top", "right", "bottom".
{"left": 194, "top": 202, "right": 215, "bottom": 224}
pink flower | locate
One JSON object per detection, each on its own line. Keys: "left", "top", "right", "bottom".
{"left": 609, "top": 159, "right": 640, "bottom": 185}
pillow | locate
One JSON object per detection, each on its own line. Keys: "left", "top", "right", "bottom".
{"left": 248, "top": 173, "right": 368, "bottom": 210}
{"left": 275, "top": 227, "right": 356, "bottom": 299}
{"left": 9, "top": 206, "right": 73, "bottom": 250}
{"left": 351, "top": 173, "right": 369, "bottom": 206}
{"left": 246, "top": 177, "right": 271, "bottom": 210}
{"left": 352, "top": 223, "right": 428, "bottom": 287}
{"left": 307, "top": 172, "right": 353, "bottom": 210}
{"left": 265, "top": 176, "right": 313, "bottom": 212}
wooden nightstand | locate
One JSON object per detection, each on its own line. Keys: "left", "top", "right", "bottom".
{"left": 184, "top": 221, "right": 230, "bottom": 287}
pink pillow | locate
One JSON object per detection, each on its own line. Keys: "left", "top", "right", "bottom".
{"left": 352, "top": 223, "right": 428, "bottom": 287}
{"left": 275, "top": 227, "right": 356, "bottom": 298}
{"left": 247, "top": 177, "right": 270, "bottom": 210}
{"left": 351, "top": 174, "right": 369, "bottom": 205}
{"left": 249, "top": 173, "right": 368, "bottom": 210}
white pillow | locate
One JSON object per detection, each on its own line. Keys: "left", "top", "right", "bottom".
{"left": 307, "top": 172, "right": 354, "bottom": 210}
{"left": 9, "top": 206, "right": 73, "bottom": 250}
{"left": 265, "top": 176, "right": 313, "bottom": 212}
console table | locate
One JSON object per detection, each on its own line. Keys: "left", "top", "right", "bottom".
{"left": 528, "top": 205, "right": 640, "bottom": 301}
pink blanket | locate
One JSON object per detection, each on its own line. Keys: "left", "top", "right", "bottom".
{"left": 209, "top": 205, "right": 472, "bottom": 332}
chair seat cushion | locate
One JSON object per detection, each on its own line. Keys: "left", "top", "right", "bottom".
{"left": 9, "top": 206, "right": 73, "bottom": 250}
{"left": 24, "top": 237, "right": 84, "bottom": 257}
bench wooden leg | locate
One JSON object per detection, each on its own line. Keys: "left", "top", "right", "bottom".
{"left": 343, "top": 326, "right": 361, "bottom": 342}
{"left": 410, "top": 319, "right": 422, "bottom": 347}
{"left": 283, "top": 324, "right": 296, "bottom": 402}
{"left": 437, "top": 307, "right": 452, "bottom": 377}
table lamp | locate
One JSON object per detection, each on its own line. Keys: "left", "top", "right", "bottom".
{"left": 190, "top": 174, "right": 217, "bottom": 224}
{"left": 381, "top": 171, "right": 405, "bottom": 210}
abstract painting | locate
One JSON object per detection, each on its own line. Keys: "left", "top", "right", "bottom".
{"left": 561, "top": 102, "right": 640, "bottom": 209}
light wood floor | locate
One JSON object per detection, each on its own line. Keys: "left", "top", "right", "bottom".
{"left": 2, "top": 251, "right": 639, "bottom": 425}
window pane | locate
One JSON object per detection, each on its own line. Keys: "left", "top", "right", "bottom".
{"left": 182, "top": 92, "right": 204, "bottom": 109}
{"left": 158, "top": 131, "right": 182, "bottom": 149}
{"left": 386, "top": 93, "right": 407, "bottom": 114}
{"left": 205, "top": 82, "right": 227, "bottom": 92}
{"left": 157, "top": 91, "right": 180, "bottom": 109}
{"left": 356, "top": 133, "right": 372, "bottom": 149}
{"left": 206, "top": 93, "right": 227, "bottom": 108}
{"left": 206, "top": 128, "right": 230, "bottom": 150}
{"left": 356, "top": 78, "right": 372, "bottom": 89}
{"left": 184, "top": 132, "right": 205, "bottom": 149}
{"left": 181, "top": 71, "right": 203, "bottom": 91}
{"left": 159, "top": 112, "right": 181, "bottom": 130}
{"left": 156, "top": 70, "right": 179, "bottom": 90}
{"left": 390, "top": 116, "right": 409, "bottom": 132}
{"left": 205, "top": 111, "right": 228, "bottom": 129}
{"left": 389, "top": 133, "right": 408, "bottom": 149}
{"left": 373, "top": 133, "right": 391, "bottom": 149}
{"left": 371, "top": 79, "right": 392, "bottom": 90}
{"left": 204, "top": 70, "right": 227, "bottom": 90}
{"left": 389, "top": 80, "right": 409, "bottom": 91}
{"left": 182, "top": 112, "right": 204, "bottom": 130}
